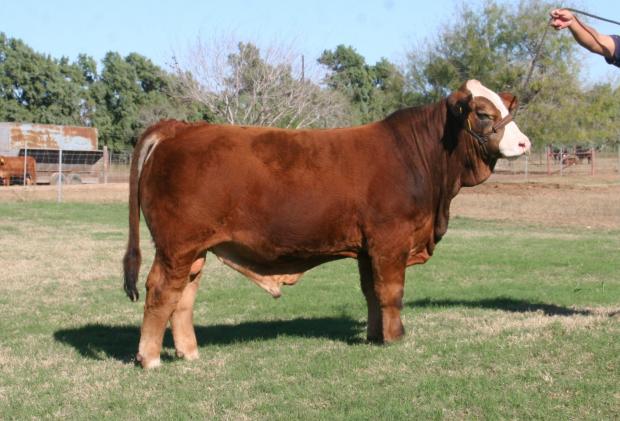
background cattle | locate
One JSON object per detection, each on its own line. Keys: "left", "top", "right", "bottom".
{"left": 123, "top": 80, "right": 530, "bottom": 368}
{"left": 575, "top": 145, "right": 593, "bottom": 163}
{"left": 0, "top": 156, "right": 37, "bottom": 186}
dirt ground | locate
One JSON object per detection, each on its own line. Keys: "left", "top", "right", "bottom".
{"left": 451, "top": 178, "right": 619, "bottom": 230}
{"left": 1, "top": 173, "right": 618, "bottom": 230}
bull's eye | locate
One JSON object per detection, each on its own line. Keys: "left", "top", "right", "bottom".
{"left": 476, "top": 112, "right": 492, "bottom": 121}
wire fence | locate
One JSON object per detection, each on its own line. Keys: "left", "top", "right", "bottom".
{"left": 0, "top": 147, "right": 131, "bottom": 202}
{"left": 1, "top": 144, "right": 619, "bottom": 202}
{"left": 494, "top": 145, "right": 620, "bottom": 179}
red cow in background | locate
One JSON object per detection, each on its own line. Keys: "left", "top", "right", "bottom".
{"left": 0, "top": 156, "right": 37, "bottom": 186}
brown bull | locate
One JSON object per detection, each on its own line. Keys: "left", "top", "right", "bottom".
{"left": 123, "top": 80, "right": 531, "bottom": 368}
{"left": 0, "top": 156, "right": 37, "bottom": 186}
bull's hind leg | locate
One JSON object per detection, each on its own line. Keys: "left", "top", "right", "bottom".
{"left": 169, "top": 255, "right": 205, "bottom": 361}
{"left": 137, "top": 254, "right": 188, "bottom": 369}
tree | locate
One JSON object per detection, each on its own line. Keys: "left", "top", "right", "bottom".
{"left": 74, "top": 53, "right": 101, "bottom": 127}
{"left": 95, "top": 52, "right": 206, "bottom": 150}
{"left": 1, "top": 33, "right": 205, "bottom": 151}
{"left": 172, "top": 38, "right": 352, "bottom": 128}
{"left": 0, "top": 33, "right": 84, "bottom": 124}
{"left": 403, "top": 0, "right": 596, "bottom": 149}
{"left": 580, "top": 83, "right": 620, "bottom": 146}
{"left": 372, "top": 58, "right": 408, "bottom": 118}
{"left": 407, "top": 0, "right": 578, "bottom": 97}
{"left": 318, "top": 45, "right": 407, "bottom": 123}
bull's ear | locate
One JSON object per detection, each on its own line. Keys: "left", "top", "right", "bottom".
{"left": 447, "top": 86, "right": 473, "bottom": 119}
{"left": 498, "top": 92, "right": 518, "bottom": 114}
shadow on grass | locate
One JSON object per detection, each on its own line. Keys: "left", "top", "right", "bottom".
{"left": 54, "top": 316, "right": 365, "bottom": 362}
{"left": 406, "top": 297, "right": 593, "bottom": 316}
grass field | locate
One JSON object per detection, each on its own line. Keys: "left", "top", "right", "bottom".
{"left": 0, "top": 200, "right": 618, "bottom": 420}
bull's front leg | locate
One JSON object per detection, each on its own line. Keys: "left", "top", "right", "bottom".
{"left": 358, "top": 253, "right": 382, "bottom": 342}
{"left": 360, "top": 248, "right": 407, "bottom": 343}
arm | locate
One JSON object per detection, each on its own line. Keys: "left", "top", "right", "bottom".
{"left": 550, "top": 9, "right": 616, "bottom": 58}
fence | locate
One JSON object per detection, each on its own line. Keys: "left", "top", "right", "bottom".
{"left": 1, "top": 143, "right": 619, "bottom": 202}
{"left": 494, "top": 145, "right": 620, "bottom": 179}
{"left": 0, "top": 147, "right": 131, "bottom": 202}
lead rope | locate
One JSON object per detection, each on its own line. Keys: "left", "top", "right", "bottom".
{"left": 564, "top": 7, "right": 620, "bottom": 26}
{"left": 520, "top": 7, "right": 620, "bottom": 117}
{"left": 521, "top": 19, "right": 551, "bottom": 102}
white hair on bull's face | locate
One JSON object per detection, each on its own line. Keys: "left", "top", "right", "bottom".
{"left": 465, "top": 80, "right": 510, "bottom": 118}
{"left": 465, "top": 79, "right": 531, "bottom": 159}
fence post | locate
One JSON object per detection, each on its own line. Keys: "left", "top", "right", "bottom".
{"left": 23, "top": 142, "right": 28, "bottom": 186}
{"left": 590, "top": 147, "right": 595, "bottom": 176}
{"left": 103, "top": 146, "right": 109, "bottom": 184}
{"left": 57, "top": 149, "right": 63, "bottom": 203}
{"left": 524, "top": 154, "right": 529, "bottom": 181}
{"left": 546, "top": 145, "right": 551, "bottom": 175}
{"left": 559, "top": 146, "right": 564, "bottom": 177}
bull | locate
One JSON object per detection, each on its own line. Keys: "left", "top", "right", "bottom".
{"left": 123, "top": 80, "right": 531, "bottom": 368}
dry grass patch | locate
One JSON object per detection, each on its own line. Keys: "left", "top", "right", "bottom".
{"left": 0, "top": 220, "right": 128, "bottom": 287}
{"left": 413, "top": 307, "right": 618, "bottom": 343}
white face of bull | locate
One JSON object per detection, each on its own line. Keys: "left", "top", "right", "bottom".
{"left": 465, "top": 80, "right": 531, "bottom": 159}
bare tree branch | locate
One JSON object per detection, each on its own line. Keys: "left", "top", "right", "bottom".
{"left": 172, "top": 35, "right": 352, "bottom": 128}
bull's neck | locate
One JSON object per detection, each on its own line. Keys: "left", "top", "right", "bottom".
{"left": 441, "top": 124, "right": 497, "bottom": 192}
{"left": 384, "top": 100, "right": 496, "bottom": 199}
{"left": 382, "top": 100, "right": 497, "bottom": 248}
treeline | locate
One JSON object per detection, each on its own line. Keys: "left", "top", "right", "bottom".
{"left": 0, "top": 33, "right": 207, "bottom": 151}
{"left": 1, "top": 0, "right": 618, "bottom": 152}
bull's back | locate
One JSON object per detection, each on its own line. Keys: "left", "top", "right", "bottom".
{"left": 143, "top": 123, "right": 384, "bottom": 201}
{"left": 139, "top": 122, "right": 395, "bottom": 251}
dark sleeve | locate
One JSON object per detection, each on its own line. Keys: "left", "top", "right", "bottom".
{"left": 604, "top": 35, "right": 620, "bottom": 68}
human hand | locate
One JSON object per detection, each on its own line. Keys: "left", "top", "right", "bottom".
{"left": 550, "top": 8, "right": 575, "bottom": 30}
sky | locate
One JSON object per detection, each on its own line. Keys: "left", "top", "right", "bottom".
{"left": 2, "top": 0, "right": 619, "bottom": 85}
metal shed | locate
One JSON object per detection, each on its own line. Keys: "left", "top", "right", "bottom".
{"left": 0, "top": 122, "right": 102, "bottom": 184}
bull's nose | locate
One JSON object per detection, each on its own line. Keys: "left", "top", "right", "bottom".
{"left": 519, "top": 138, "right": 531, "bottom": 151}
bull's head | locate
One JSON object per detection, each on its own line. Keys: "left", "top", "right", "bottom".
{"left": 448, "top": 80, "right": 531, "bottom": 159}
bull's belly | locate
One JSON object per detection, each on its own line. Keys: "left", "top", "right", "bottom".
{"left": 210, "top": 242, "right": 352, "bottom": 298}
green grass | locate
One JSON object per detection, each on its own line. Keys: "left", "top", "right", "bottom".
{"left": 0, "top": 203, "right": 618, "bottom": 420}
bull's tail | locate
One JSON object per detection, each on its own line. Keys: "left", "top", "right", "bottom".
{"left": 123, "top": 138, "right": 143, "bottom": 301}
{"left": 123, "top": 124, "right": 167, "bottom": 301}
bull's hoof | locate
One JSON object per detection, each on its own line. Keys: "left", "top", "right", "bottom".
{"left": 383, "top": 334, "right": 404, "bottom": 344}
{"left": 136, "top": 353, "right": 161, "bottom": 369}
{"left": 382, "top": 328, "right": 405, "bottom": 344}
{"left": 175, "top": 349, "right": 199, "bottom": 361}
{"left": 367, "top": 327, "right": 405, "bottom": 344}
